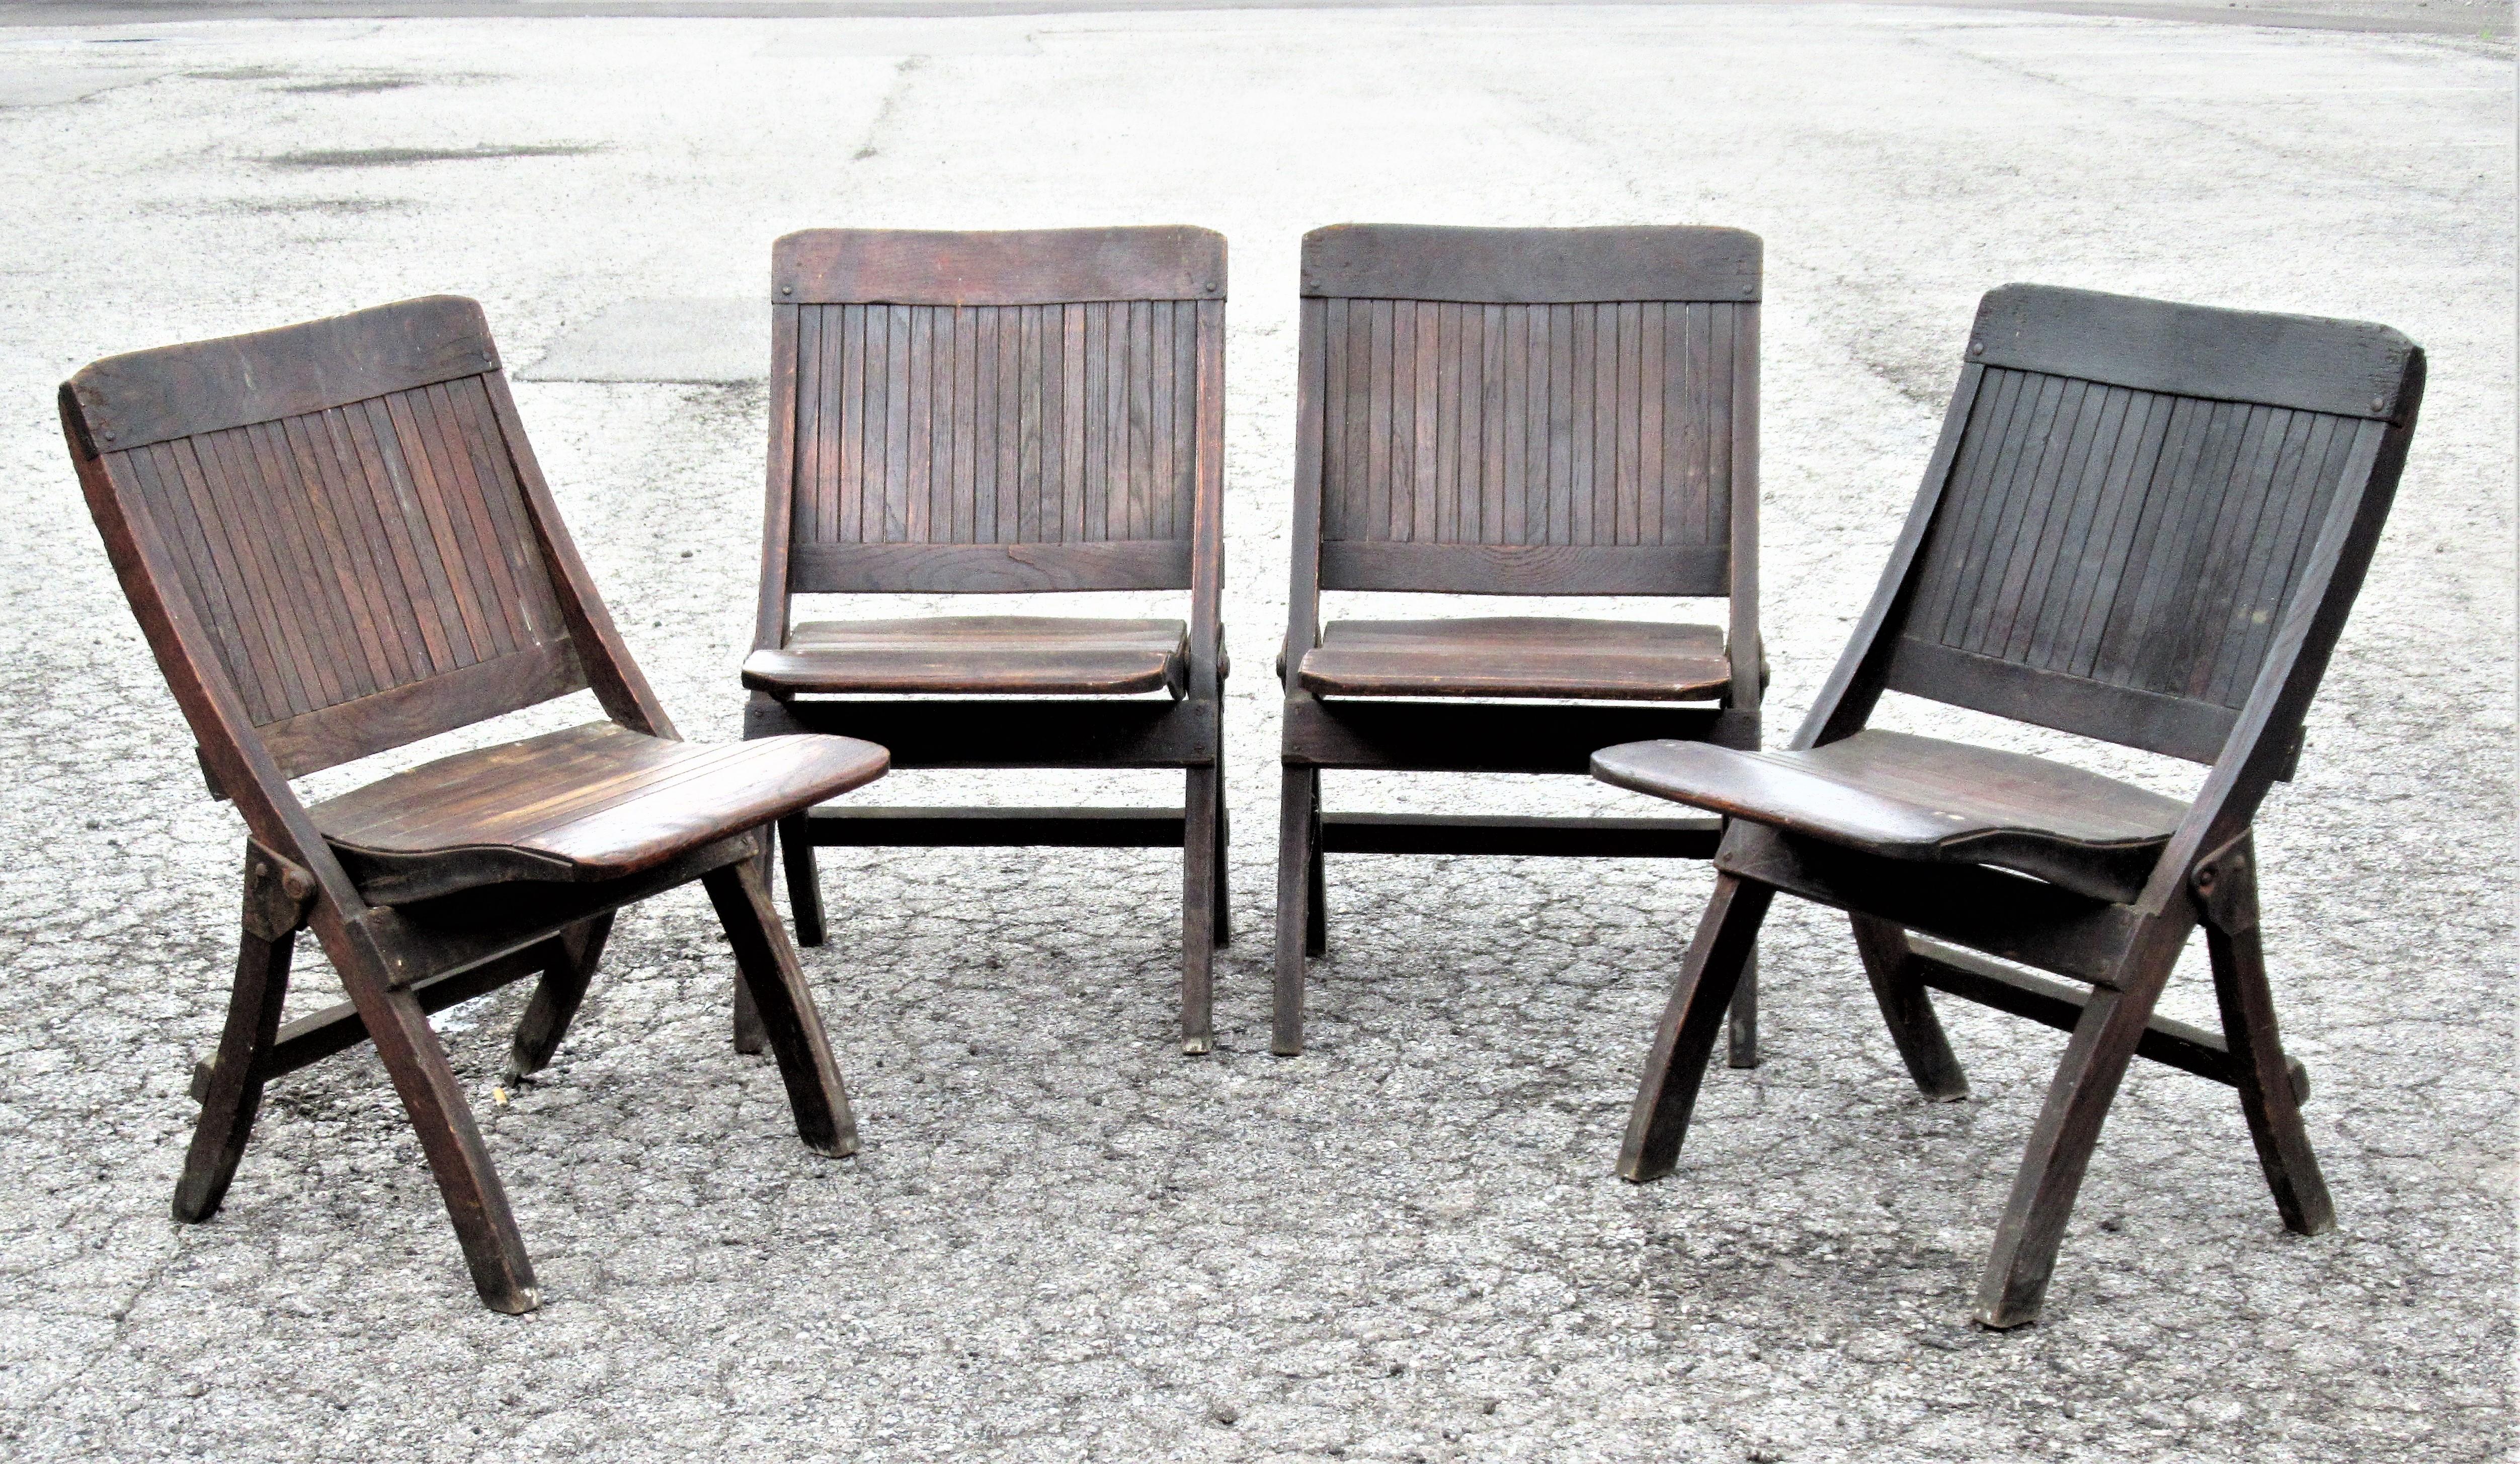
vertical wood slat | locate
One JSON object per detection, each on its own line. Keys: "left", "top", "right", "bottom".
{"left": 1312, "top": 298, "right": 1745, "bottom": 553}
{"left": 1902, "top": 365, "right": 2373, "bottom": 716}
{"left": 784, "top": 300, "right": 1204, "bottom": 553}
{"left": 104, "top": 374, "right": 575, "bottom": 735}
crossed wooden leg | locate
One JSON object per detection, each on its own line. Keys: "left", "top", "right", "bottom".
{"left": 333, "top": 925, "right": 542, "bottom": 1314}
{"left": 2196, "top": 839, "right": 2333, "bottom": 1237}
{"left": 704, "top": 859, "right": 857, "bottom": 1158}
{"left": 778, "top": 811, "right": 826, "bottom": 949}
{"left": 1850, "top": 914, "right": 1970, "bottom": 1101}
{"left": 1726, "top": 955, "right": 1761, "bottom": 1070}
{"left": 1618, "top": 873, "right": 1775, "bottom": 1181}
{"left": 173, "top": 927, "right": 294, "bottom": 1224}
{"left": 505, "top": 915, "right": 613, "bottom": 1082}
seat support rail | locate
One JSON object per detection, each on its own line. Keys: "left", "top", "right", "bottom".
{"left": 1319, "top": 812, "right": 1723, "bottom": 858}
{"left": 190, "top": 939, "right": 559, "bottom": 1101}
{"left": 1905, "top": 935, "right": 2309, "bottom": 1105}
{"left": 803, "top": 805, "right": 1188, "bottom": 849}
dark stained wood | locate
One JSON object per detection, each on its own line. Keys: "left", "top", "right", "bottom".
{"left": 64, "top": 295, "right": 497, "bottom": 451}
{"left": 752, "top": 692, "right": 1216, "bottom": 769}
{"left": 1902, "top": 932, "right": 2309, "bottom": 1106}
{"left": 789, "top": 540, "right": 1191, "bottom": 593}
{"left": 2191, "top": 835, "right": 2332, "bottom": 1233}
{"left": 1851, "top": 914, "right": 1969, "bottom": 1102}
{"left": 1882, "top": 638, "right": 2238, "bottom": 766}
{"left": 1889, "top": 333, "right": 2390, "bottom": 763}
{"left": 1600, "top": 283, "right": 2424, "bottom": 1328}
{"left": 745, "top": 615, "right": 1186, "bottom": 697}
{"left": 1276, "top": 225, "right": 1765, "bottom": 1058}
{"left": 93, "top": 359, "right": 589, "bottom": 782}
{"left": 1616, "top": 873, "right": 1772, "bottom": 1180}
{"left": 505, "top": 913, "right": 612, "bottom": 1082}
{"left": 1319, "top": 811, "right": 1721, "bottom": 858}
{"left": 805, "top": 805, "right": 1186, "bottom": 848}
{"left": 190, "top": 935, "right": 561, "bottom": 1104}
{"left": 1715, "top": 823, "right": 2144, "bottom": 987}
{"left": 704, "top": 861, "right": 856, "bottom": 1157}
{"left": 1319, "top": 542, "right": 1727, "bottom": 595}
{"left": 62, "top": 297, "right": 879, "bottom": 1313}
{"left": 1970, "top": 283, "right": 2417, "bottom": 422}
{"left": 1301, "top": 223, "right": 1758, "bottom": 304}
{"left": 1285, "top": 697, "right": 1753, "bottom": 774}
{"left": 173, "top": 850, "right": 302, "bottom": 1223}
{"left": 778, "top": 225, "right": 1224, "bottom": 307}
{"left": 312, "top": 721, "right": 889, "bottom": 904}
{"left": 1593, "top": 728, "right": 2186, "bottom": 905}
{"left": 1299, "top": 617, "right": 1730, "bottom": 703}
{"left": 754, "top": 227, "right": 1230, "bottom": 1053}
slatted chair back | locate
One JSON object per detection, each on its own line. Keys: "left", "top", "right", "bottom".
{"left": 60, "top": 296, "right": 663, "bottom": 804}
{"left": 761, "top": 226, "right": 1227, "bottom": 604}
{"left": 1857, "top": 285, "right": 2424, "bottom": 772}
{"left": 1295, "top": 224, "right": 1759, "bottom": 600}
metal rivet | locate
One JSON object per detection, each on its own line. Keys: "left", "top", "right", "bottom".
{"left": 2371, "top": 395, "right": 2386, "bottom": 412}
{"left": 101, "top": 429, "right": 116, "bottom": 440}
{"left": 781, "top": 285, "right": 794, "bottom": 296}
{"left": 1969, "top": 342, "right": 1984, "bottom": 357}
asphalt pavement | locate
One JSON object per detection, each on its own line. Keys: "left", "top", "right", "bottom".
{"left": 0, "top": 6, "right": 2508, "bottom": 1461}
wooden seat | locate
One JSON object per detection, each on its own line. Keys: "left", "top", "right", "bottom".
{"left": 315, "top": 722, "right": 888, "bottom": 904}
{"left": 1601, "top": 283, "right": 2425, "bottom": 1328}
{"left": 746, "top": 227, "right": 1231, "bottom": 1053}
{"left": 1298, "top": 617, "right": 1728, "bottom": 702}
{"left": 1592, "top": 730, "right": 2184, "bottom": 904}
{"left": 743, "top": 615, "right": 1188, "bottom": 697}
{"left": 61, "top": 296, "right": 876, "bottom": 1314}
{"left": 1274, "top": 224, "right": 1766, "bottom": 1059}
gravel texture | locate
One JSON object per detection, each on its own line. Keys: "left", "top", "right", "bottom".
{"left": 0, "top": 8, "right": 2509, "bottom": 1461}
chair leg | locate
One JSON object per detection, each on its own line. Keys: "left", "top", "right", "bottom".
{"left": 1274, "top": 765, "right": 1320, "bottom": 1055}
{"left": 505, "top": 914, "right": 613, "bottom": 1082}
{"left": 2204, "top": 889, "right": 2334, "bottom": 1236}
{"left": 1726, "top": 952, "right": 1760, "bottom": 1069}
{"left": 778, "top": 811, "right": 826, "bottom": 948}
{"left": 1181, "top": 764, "right": 1221, "bottom": 1055}
{"left": 1850, "top": 915, "right": 1969, "bottom": 1101}
{"left": 173, "top": 922, "right": 295, "bottom": 1224}
{"left": 702, "top": 859, "right": 857, "bottom": 1159}
{"left": 337, "top": 933, "right": 541, "bottom": 1314}
{"left": 1619, "top": 874, "right": 1775, "bottom": 1182}
{"left": 731, "top": 974, "right": 767, "bottom": 1055}
{"left": 1210, "top": 752, "right": 1232, "bottom": 947}
{"left": 1972, "top": 921, "right": 2187, "bottom": 1329}
{"left": 1304, "top": 778, "right": 1326, "bottom": 957}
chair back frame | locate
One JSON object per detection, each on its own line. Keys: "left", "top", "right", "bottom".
{"left": 1781, "top": 283, "right": 2425, "bottom": 919}
{"left": 1619, "top": 285, "right": 2424, "bottom": 1327}
{"left": 1272, "top": 224, "right": 1769, "bottom": 1060}
{"left": 742, "top": 226, "right": 1232, "bottom": 1055}
{"left": 752, "top": 225, "right": 1227, "bottom": 713}
{"left": 61, "top": 299, "right": 860, "bottom": 1317}
{"left": 1284, "top": 223, "right": 1763, "bottom": 716}
{"left": 60, "top": 295, "right": 677, "bottom": 931}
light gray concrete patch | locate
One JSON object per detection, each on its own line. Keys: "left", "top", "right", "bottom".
{"left": 521, "top": 297, "right": 772, "bottom": 382}
{"left": 0, "top": 64, "right": 153, "bottom": 104}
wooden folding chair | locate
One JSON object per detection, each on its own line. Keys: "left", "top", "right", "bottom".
{"left": 1596, "top": 284, "right": 2424, "bottom": 1326}
{"left": 61, "top": 297, "right": 887, "bottom": 1313}
{"left": 1274, "top": 224, "right": 1764, "bottom": 1057}
{"left": 742, "top": 228, "right": 1230, "bottom": 1052}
